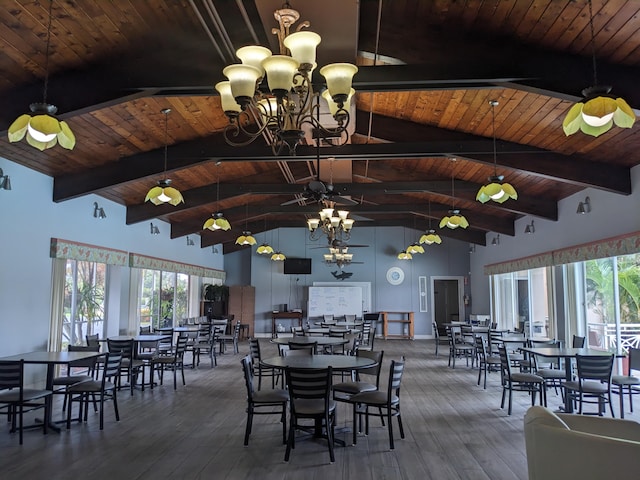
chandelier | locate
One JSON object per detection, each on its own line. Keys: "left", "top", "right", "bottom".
{"left": 307, "top": 203, "right": 354, "bottom": 244}
{"left": 215, "top": 2, "right": 358, "bottom": 155}
{"left": 324, "top": 247, "right": 353, "bottom": 268}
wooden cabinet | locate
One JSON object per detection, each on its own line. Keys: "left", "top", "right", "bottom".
{"left": 228, "top": 285, "right": 255, "bottom": 338}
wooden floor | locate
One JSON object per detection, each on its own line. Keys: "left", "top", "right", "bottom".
{"left": 2, "top": 339, "right": 637, "bottom": 479}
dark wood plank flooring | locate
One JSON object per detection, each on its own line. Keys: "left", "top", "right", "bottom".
{"left": 1, "top": 339, "right": 636, "bottom": 479}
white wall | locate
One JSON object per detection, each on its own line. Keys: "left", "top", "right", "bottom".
{"left": 0, "top": 158, "right": 223, "bottom": 362}
{"left": 470, "top": 164, "right": 640, "bottom": 315}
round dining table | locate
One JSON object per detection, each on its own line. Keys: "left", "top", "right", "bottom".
{"left": 260, "top": 354, "right": 376, "bottom": 371}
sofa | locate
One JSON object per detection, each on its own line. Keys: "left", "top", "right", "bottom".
{"left": 524, "top": 406, "right": 640, "bottom": 480}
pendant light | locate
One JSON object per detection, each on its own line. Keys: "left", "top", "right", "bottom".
{"left": 406, "top": 217, "right": 424, "bottom": 254}
{"left": 271, "top": 229, "right": 286, "bottom": 262}
{"left": 145, "top": 108, "right": 184, "bottom": 206}
{"left": 256, "top": 217, "right": 274, "bottom": 255}
{"left": 420, "top": 200, "right": 442, "bottom": 245}
{"left": 562, "top": 0, "right": 635, "bottom": 136}
{"left": 203, "top": 166, "right": 231, "bottom": 231}
{"left": 8, "top": 0, "right": 75, "bottom": 151}
{"left": 476, "top": 100, "right": 517, "bottom": 204}
{"left": 398, "top": 227, "right": 413, "bottom": 260}
{"left": 235, "top": 201, "right": 257, "bottom": 245}
{"left": 440, "top": 163, "right": 469, "bottom": 229}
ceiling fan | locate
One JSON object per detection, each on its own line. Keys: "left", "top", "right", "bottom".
{"left": 281, "top": 150, "right": 358, "bottom": 206}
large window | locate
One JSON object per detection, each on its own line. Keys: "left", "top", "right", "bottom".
{"left": 139, "top": 269, "right": 189, "bottom": 330}
{"left": 63, "top": 259, "right": 107, "bottom": 347}
{"left": 492, "top": 267, "right": 551, "bottom": 338}
{"left": 582, "top": 253, "right": 640, "bottom": 352}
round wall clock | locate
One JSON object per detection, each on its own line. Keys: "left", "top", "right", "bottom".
{"left": 386, "top": 267, "right": 405, "bottom": 285}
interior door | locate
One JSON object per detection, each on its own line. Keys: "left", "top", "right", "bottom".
{"left": 434, "top": 279, "right": 461, "bottom": 329}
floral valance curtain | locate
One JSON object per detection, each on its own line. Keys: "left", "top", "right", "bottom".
{"left": 50, "top": 238, "right": 128, "bottom": 265}
{"left": 129, "top": 253, "right": 225, "bottom": 281}
{"left": 485, "top": 231, "right": 640, "bottom": 275}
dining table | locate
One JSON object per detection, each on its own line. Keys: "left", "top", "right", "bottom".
{"left": 0, "top": 350, "right": 105, "bottom": 432}
{"left": 520, "top": 346, "right": 617, "bottom": 413}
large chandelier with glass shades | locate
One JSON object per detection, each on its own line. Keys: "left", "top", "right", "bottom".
{"left": 324, "top": 246, "right": 354, "bottom": 268}
{"left": 215, "top": 2, "right": 358, "bottom": 155}
{"left": 307, "top": 202, "right": 354, "bottom": 244}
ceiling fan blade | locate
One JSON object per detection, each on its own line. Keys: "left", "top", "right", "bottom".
{"left": 332, "top": 195, "right": 359, "bottom": 205}
{"left": 280, "top": 197, "right": 306, "bottom": 206}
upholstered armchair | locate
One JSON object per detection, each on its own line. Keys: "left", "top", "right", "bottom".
{"left": 524, "top": 406, "right": 640, "bottom": 480}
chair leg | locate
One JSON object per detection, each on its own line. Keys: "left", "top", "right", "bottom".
{"left": 244, "top": 404, "right": 253, "bottom": 446}
{"left": 618, "top": 385, "right": 625, "bottom": 418}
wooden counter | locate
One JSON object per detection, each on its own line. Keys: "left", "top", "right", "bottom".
{"left": 381, "top": 311, "right": 414, "bottom": 340}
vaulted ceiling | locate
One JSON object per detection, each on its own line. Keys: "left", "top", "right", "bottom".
{"left": 1, "top": 0, "right": 639, "bottom": 253}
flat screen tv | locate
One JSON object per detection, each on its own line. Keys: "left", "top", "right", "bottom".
{"left": 284, "top": 258, "right": 312, "bottom": 275}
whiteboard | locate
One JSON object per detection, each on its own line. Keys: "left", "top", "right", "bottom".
{"left": 312, "top": 282, "right": 371, "bottom": 313}
{"left": 308, "top": 286, "right": 363, "bottom": 318}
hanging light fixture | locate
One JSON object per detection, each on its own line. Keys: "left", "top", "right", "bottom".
{"left": 440, "top": 164, "right": 469, "bottom": 229}
{"left": 145, "top": 108, "right": 184, "bottom": 206}
{"left": 8, "top": 0, "right": 75, "bottom": 151}
{"left": 216, "top": 2, "right": 358, "bottom": 155}
{"left": 271, "top": 229, "right": 286, "bottom": 261}
{"left": 397, "top": 250, "right": 412, "bottom": 260}
{"left": 307, "top": 202, "right": 354, "bottom": 244}
{"left": 324, "top": 246, "right": 354, "bottom": 268}
{"left": 203, "top": 166, "right": 231, "bottom": 231}
{"left": 476, "top": 100, "right": 518, "bottom": 204}
{"left": 236, "top": 202, "right": 257, "bottom": 246}
{"left": 562, "top": 0, "right": 635, "bottom": 137}
{"left": 420, "top": 200, "right": 442, "bottom": 245}
{"left": 256, "top": 217, "right": 274, "bottom": 254}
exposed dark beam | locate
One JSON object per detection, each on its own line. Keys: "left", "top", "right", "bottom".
{"left": 172, "top": 197, "right": 514, "bottom": 240}
{"left": 354, "top": 111, "right": 631, "bottom": 196}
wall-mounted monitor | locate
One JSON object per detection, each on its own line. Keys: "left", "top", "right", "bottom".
{"left": 284, "top": 258, "right": 312, "bottom": 275}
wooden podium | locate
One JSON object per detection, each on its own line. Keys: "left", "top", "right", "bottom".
{"left": 271, "top": 311, "right": 303, "bottom": 338}
{"left": 381, "top": 311, "right": 414, "bottom": 340}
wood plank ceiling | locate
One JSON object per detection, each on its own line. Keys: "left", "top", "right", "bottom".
{"left": 0, "top": 0, "right": 639, "bottom": 253}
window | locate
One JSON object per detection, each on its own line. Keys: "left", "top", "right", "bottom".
{"left": 492, "top": 267, "right": 552, "bottom": 338}
{"left": 581, "top": 254, "right": 640, "bottom": 352}
{"left": 63, "top": 259, "right": 107, "bottom": 347}
{"left": 139, "top": 269, "right": 189, "bottom": 330}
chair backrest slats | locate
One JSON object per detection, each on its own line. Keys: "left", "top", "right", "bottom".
{"left": 576, "top": 355, "right": 614, "bottom": 382}
{"left": 0, "top": 360, "right": 22, "bottom": 390}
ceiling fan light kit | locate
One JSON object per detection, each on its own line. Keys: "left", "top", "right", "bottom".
{"left": 217, "top": 1, "right": 358, "bottom": 155}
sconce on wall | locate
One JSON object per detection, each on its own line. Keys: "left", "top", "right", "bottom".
{"left": 186, "top": 236, "right": 195, "bottom": 246}
{"left": 150, "top": 223, "right": 160, "bottom": 235}
{"left": 93, "top": 202, "right": 106, "bottom": 219}
{"left": 577, "top": 197, "right": 591, "bottom": 214}
{"left": 492, "top": 234, "right": 500, "bottom": 246}
{"left": 524, "top": 220, "right": 535, "bottom": 234}
{"left": 0, "top": 168, "right": 11, "bottom": 190}
{"left": 212, "top": 246, "right": 219, "bottom": 254}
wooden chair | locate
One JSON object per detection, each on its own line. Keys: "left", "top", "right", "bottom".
{"left": 612, "top": 347, "right": 640, "bottom": 418}
{"left": 66, "top": 352, "right": 122, "bottom": 430}
{"left": 284, "top": 366, "right": 336, "bottom": 463}
{"left": 0, "top": 360, "right": 52, "bottom": 444}
{"left": 349, "top": 356, "right": 406, "bottom": 449}
{"left": 240, "top": 355, "right": 288, "bottom": 446}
